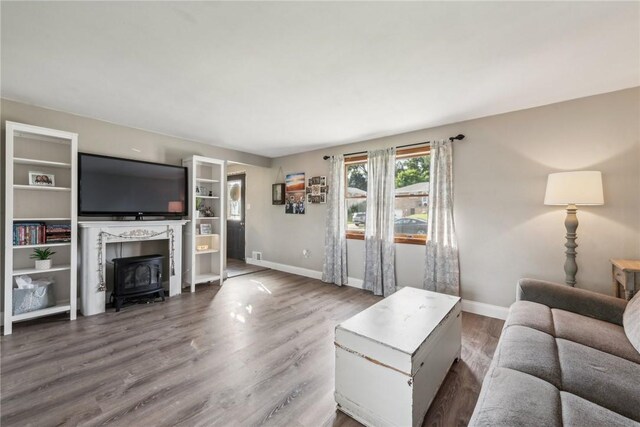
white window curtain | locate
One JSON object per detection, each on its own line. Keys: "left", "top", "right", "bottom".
{"left": 322, "top": 155, "right": 347, "bottom": 285}
{"left": 424, "top": 139, "right": 460, "bottom": 296}
{"left": 363, "top": 148, "right": 396, "bottom": 297}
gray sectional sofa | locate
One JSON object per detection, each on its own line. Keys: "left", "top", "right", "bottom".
{"left": 469, "top": 278, "right": 640, "bottom": 426}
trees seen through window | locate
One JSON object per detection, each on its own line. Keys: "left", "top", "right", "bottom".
{"left": 345, "top": 147, "right": 430, "bottom": 244}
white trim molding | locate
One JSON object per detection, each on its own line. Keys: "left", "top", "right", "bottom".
{"left": 247, "top": 258, "right": 321, "bottom": 280}
{"left": 345, "top": 277, "right": 364, "bottom": 289}
{"left": 461, "top": 299, "right": 509, "bottom": 320}
{"left": 246, "top": 257, "right": 364, "bottom": 289}
{"left": 245, "top": 258, "right": 509, "bottom": 320}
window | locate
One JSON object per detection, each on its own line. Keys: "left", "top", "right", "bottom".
{"left": 345, "top": 147, "right": 429, "bottom": 244}
{"left": 345, "top": 156, "right": 368, "bottom": 234}
{"left": 227, "top": 178, "right": 243, "bottom": 221}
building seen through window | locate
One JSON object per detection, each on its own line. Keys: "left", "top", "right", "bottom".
{"left": 345, "top": 147, "right": 429, "bottom": 244}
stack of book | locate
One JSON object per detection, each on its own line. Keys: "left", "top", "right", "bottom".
{"left": 45, "top": 224, "right": 72, "bottom": 243}
{"left": 13, "top": 223, "right": 46, "bottom": 246}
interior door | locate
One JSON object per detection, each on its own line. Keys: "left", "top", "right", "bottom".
{"left": 226, "top": 174, "right": 246, "bottom": 260}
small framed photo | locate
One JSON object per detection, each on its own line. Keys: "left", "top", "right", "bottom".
{"left": 199, "top": 224, "right": 212, "bottom": 235}
{"left": 29, "top": 172, "right": 55, "bottom": 187}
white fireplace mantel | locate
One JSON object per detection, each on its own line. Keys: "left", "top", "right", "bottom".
{"left": 79, "top": 220, "right": 189, "bottom": 316}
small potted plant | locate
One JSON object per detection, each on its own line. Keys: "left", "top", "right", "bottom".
{"left": 195, "top": 198, "right": 203, "bottom": 218}
{"left": 30, "top": 247, "right": 56, "bottom": 270}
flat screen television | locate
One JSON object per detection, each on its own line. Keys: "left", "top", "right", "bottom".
{"left": 79, "top": 153, "right": 187, "bottom": 218}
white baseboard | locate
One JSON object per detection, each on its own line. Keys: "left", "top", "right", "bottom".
{"left": 461, "top": 299, "right": 509, "bottom": 320}
{"left": 246, "top": 257, "right": 365, "bottom": 288}
{"left": 345, "top": 277, "right": 364, "bottom": 289}
{"left": 245, "top": 258, "right": 508, "bottom": 320}
{"left": 246, "top": 257, "right": 322, "bottom": 280}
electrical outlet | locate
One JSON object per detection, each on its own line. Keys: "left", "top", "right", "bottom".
{"left": 302, "top": 249, "right": 311, "bottom": 258}
{"left": 252, "top": 251, "right": 262, "bottom": 261}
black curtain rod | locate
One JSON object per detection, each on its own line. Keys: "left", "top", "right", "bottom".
{"left": 322, "top": 134, "right": 465, "bottom": 160}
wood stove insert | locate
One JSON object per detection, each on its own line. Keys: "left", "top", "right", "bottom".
{"left": 112, "top": 254, "right": 165, "bottom": 311}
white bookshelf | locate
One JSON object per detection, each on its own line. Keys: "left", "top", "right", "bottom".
{"left": 14, "top": 185, "right": 72, "bottom": 192}
{"left": 3, "top": 121, "right": 78, "bottom": 335}
{"left": 12, "top": 265, "right": 73, "bottom": 276}
{"left": 182, "top": 156, "right": 226, "bottom": 292}
{"left": 12, "top": 242, "right": 72, "bottom": 249}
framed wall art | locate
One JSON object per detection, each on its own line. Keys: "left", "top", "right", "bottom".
{"left": 285, "top": 172, "right": 305, "bottom": 214}
{"left": 306, "top": 175, "right": 327, "bottom": 204}
{"left": 272, "top": 183, "right": 285, "bottom": 205}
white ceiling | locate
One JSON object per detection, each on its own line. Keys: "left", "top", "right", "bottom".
{"left": 2, "top": 2, "right": 639, "bottom": 158}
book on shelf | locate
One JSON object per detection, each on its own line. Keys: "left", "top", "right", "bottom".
{"left": 45, "top": 224, "right": 72, "bottom": 243}
{"left": 13, "top": 223, "right": 46, "bottom": 246}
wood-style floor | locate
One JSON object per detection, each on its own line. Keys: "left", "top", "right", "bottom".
{"left": 226, "top": 258, "right": 270, "bottom": 278}
{"left": 1, "top": 269, "right": 503, "bottom": 427}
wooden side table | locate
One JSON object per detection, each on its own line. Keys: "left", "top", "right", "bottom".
{"left": 611, "top": 259, "right": 640, "bottom": 301}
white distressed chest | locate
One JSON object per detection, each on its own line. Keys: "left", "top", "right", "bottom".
{"left": 335, "top": 287, "right": 462, "bottom": 427}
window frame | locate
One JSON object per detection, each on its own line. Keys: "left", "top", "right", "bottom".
{"left": 344, "top": 146, "right": 430, "bottom": 245}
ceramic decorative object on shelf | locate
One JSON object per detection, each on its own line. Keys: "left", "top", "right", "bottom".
{"left": 34, "top": 260, "right": 52, "bottom": 270}
{"left": 30, "top": 247, "right": 55, "bottom": 270}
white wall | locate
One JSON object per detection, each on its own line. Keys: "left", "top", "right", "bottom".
{"left": 0, "top": 99, "right": 271, "bottom": 167}
{"left": 241, "top": 88, "right": 640, "bottom": 308}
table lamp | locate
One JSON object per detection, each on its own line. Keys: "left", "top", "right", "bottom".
{"left": 544, "top": 171, "right": 604, "bottom": 286}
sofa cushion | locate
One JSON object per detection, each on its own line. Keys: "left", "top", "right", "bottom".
{"left": 517, "top": 278, "right": 627, "bottom": 325}
{"left": 557, "top": 338, "right": 640, "bottom": 422}
{"left": 560, "top": 392, "right": 640, "bottom": 427}
{"left": 552, "top": 308, "right": 640, "bottom": 364}
{"left": 623, "top": 291, "right": 640, "bottom": 354}
{"left": 505, "top": 301, "right": 555, "bottom": 335}
{"left": 493, "top": 325, "right": 561, "bottom": 388}
{"left": 469, "top": 367, "right": 562, "bottom": 427}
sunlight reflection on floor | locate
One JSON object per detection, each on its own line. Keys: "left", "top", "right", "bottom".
{"left": 251, "top": 279, "right": 272, "bottom": 294}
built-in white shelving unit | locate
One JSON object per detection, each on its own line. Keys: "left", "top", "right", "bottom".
{"left": 3, "top": 121, "right": 78, "bottom": 335}
{"left": 182, "top": 156, "right": 225, "bottom": 292}
{"left": 14, "top": 185, "right": 72, "bottom": 192}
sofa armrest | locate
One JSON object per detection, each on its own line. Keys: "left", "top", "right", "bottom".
{"left": 516, "top": 278, "right": 627, "bottom": 325}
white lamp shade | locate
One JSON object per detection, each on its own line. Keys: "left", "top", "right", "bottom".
{"left": 544, "top": 171, "right": 604, "bottom": 206}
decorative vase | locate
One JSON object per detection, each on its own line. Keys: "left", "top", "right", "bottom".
{"left": 35, "top": 259, "right": 52, "bottom": 270}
